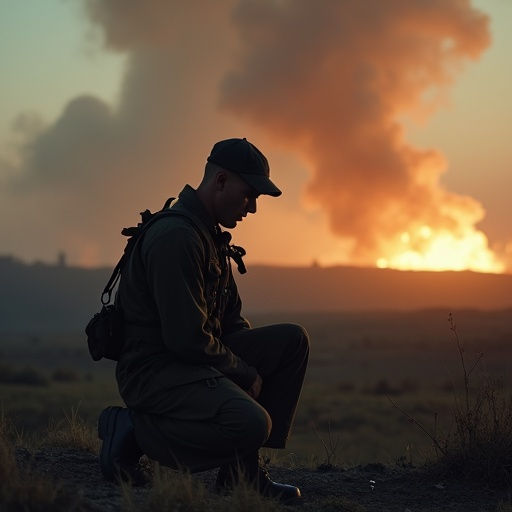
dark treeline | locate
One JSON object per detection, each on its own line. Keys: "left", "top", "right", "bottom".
{"left": 1, "top": 254, "right": 512, "bottom": 332}
{"left": 0, "top": 255, "right": 110, "bottom": 331}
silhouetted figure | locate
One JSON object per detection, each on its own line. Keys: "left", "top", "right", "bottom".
{"left": 98, "top": 138, "right": 309, "bottom": 503}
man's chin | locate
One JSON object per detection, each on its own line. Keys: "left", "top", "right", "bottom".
{"left": 220, "top": 220, "right": 238, "bottom": 229}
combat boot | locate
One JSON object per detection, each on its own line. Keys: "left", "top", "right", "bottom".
{"left": 216, "top": 451, "right": 301, "bottom": 504}
{"left": 98, "top": 406, "right": 147, "bottom": 486}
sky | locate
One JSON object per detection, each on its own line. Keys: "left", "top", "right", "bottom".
{"left": 0, "top": 0, "right": 511, "bottom": 273}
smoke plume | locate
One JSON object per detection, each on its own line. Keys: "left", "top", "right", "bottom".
{"left": 0, "top": 0, "right": 503, "bottom": 271}
{"left": 220, "top": 0, "right": 500, "bottom": 270}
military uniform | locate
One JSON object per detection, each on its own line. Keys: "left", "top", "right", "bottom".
{"left": 115, "top": 185, "right": 309, "bottom": 472}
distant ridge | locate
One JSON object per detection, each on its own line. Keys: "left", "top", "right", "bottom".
{"left": 237, "top": 264, "right": 512, "bottom": 313}
{"left": 1, "top": 256, "right": 511, "bottom": 331}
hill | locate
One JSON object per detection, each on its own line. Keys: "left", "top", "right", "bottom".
{"left": 1, "top": 255, "right": 512, "bottom": 331}
{"left": 237, "top": 264, "right": 512, "bottom": 313}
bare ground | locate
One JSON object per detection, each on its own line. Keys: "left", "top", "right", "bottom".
{"left": 15, "top": 447, "right": 511, "bottom": 511}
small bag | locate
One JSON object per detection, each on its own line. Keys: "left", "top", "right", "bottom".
{"left": 85, "top": 226, "right": 127, "bottom": 362}
{"left": 85, "top": 303, "right": 124, "bottom": 361}
{"left": 85, "top": 197, "right": 177, "bottom": 362}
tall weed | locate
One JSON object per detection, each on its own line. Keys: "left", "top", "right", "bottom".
{"left": 392, "top": 313, "right": 512, "bottom": 487}
{"left": 434, "top": 314, "right": 512, "bottom": 486}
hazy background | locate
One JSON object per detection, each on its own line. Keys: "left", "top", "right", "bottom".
{"left": 3, "top": 1, "right": 512, "bottom": 470}
{"left": 1, "top": 0, "right": 511, "bottom": 275}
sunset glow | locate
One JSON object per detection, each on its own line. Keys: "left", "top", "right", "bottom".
{"left": 376, "top": 226, "right": 504, "bottom": 273}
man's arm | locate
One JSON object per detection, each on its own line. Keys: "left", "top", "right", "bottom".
{"left": 143, "top": 224, "right": 257, "bottom": 390}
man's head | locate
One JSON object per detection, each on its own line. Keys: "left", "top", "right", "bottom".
{"left": 206, "top": 138, "right": 281, "bottom": 198}
{"left": 197, "top": 139, "right": 281, "bottom": 229}
{"left": 197, "top": 138, "right": 281, "bottom": 229}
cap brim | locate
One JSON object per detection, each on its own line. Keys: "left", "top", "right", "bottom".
{"left": 239, "top": 173, "right": 282, "bottom": 197}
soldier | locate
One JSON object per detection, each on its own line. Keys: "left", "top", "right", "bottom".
{"left": 98, "top": 138, "right": 309, "bottom": 503}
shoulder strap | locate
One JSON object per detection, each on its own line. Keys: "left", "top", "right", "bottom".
{"left": 101, "top": 197, "right": 210, "bottom": 305}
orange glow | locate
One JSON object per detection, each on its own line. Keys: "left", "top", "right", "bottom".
{"left": 376, "top": 225, "right": 504, "bottom": 273}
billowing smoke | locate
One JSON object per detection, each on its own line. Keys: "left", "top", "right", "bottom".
{"left": 0, "top": 1, "right": 242, "bottom": 266}
{"left": 220, "top": 0, "right": 500, "bottom": 270}
{"left": 0, "top": 0, "right": 503, "bottom": 271}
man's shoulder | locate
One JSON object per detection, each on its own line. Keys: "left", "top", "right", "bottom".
{"left": 143, "top": 211, "right": 211, "bottom": 251}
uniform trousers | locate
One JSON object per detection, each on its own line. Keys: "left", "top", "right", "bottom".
{"left": 131, "top": 322, "right": 309, "bottom": 472}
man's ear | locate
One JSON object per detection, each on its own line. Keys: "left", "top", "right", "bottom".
{"left": 215, "top": 170, "right": 228, "bottom": 191}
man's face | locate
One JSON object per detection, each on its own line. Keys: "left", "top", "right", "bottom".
{"left": 215, "top": 171, "right": 260, "bottom": 229}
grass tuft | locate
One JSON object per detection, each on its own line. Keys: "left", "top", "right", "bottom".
{"left": 123, "top": 463, "right": 207, "bottom": 512}
{"left": 43, "top": 404, "right": 100, "bottom": 453}
{"left": 217, "top": 482, "right": 286, "bottom": 512}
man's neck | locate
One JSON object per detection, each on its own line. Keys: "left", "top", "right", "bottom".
{"left": 196, "top": 182, "right": 218, "bottom": 225}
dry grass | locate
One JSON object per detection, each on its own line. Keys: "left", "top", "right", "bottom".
{"left": 430, "top": 315, "right": 512, "bottom": 486}
{"left": 1, "top": 408, "right": 291, "bottom": 512}
{"left": 2, "top": 310, "right": 512, "bottom": 510}
{"left": 43, "top": 403, "right": 100, "bottom": 453}
{"left": 120, "top": 461, "right": 291, "bottom": 512}
{"left": 391, "top": 313, "right": 512, "bottom": 488}
{"left": 123, "top": 464, "right": 208, "bottom": 511}
{"left": 0, "top": 413, "right": 91, "bottom": 512}
{"left": 121, "top": 462, "right": 288, "bottom": 512}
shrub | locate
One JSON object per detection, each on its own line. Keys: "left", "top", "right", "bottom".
{"left": 399, "top": 378, "right": 420, "bottom": 394}
{"left": 51, "top": 368, "right": 80, "bottom": 382}
{"left": 369, "top": 378, "right": 400, "bottom": 396}
{"left": 0, "top": 365, "right": 48, "bottom": 386}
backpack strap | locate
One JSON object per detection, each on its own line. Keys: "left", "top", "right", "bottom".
{"left": 100, "top": 198, "right": 213, "bottom": 305}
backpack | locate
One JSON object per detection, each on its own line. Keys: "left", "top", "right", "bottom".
{"left": 85, "top": 197, "right": 247, "bottom": 362}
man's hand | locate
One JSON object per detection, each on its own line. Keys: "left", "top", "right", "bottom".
{"left": 247, "top": 373, "right": 263, "bottom": 399}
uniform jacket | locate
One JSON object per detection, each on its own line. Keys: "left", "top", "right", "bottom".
{"left": 115, "top": 185, "right": 257, "bottom": 410}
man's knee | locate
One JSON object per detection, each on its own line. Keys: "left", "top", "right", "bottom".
{"left": 247, "top": 402, "right": 273, "bottom": 446}
{"left": 291, "top": 323, "right": 309, "bottom": 346}
{"left": 281, "top": 323, "right": 310, "bottom": 357}
{"left": 225, "top": 398, "right": 272, "bottom": 451}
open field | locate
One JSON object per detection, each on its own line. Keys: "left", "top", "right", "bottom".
{"left": 1, "top": 308, "right": 511, "bottom": 466}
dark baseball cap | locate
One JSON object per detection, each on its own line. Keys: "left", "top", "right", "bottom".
{"left": 207, "top": 137, "right": 282, "bottom": 197}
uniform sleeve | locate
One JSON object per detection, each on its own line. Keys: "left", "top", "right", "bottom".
{"left": 142, "top": 225, "right": 257, "bottom": 389}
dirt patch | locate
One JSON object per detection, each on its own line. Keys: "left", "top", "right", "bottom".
{"left": 17, "top": 447, "right": 510, "bottom": 511}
